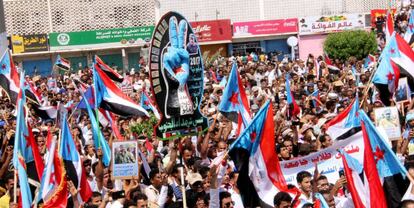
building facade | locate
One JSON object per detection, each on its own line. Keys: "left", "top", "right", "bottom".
{"left": 2, "top": 0, "right": 394, "bottom": 75}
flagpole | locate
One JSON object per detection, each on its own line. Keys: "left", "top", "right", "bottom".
{"left": 180, "top": 166, "right": 187, "bottom": 208}
{"left": 67, "top": 105, "right": 79, "bottom": 121}
{"left": 92, "top": 56, "right": 102, "bottom": 148}
{"left": 57, "top": 128, "right": 62, "bottom": 156}
{"left": 359, "top": 64, "right": 377, "bottom": 108}
{"left": 13, "top": 170, "right": 17, "bottom": 203}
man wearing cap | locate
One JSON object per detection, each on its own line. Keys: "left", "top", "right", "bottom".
{"left": 186, "top": 173, "right": 204, "bottom": 193}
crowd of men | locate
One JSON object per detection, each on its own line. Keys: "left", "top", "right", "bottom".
{"left": 0, "top": 49, "right": 411, "bottom": 208}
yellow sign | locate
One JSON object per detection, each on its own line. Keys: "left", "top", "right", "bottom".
{"left": 11, "top": 34, "right": 48, "bottom": 54}
{"left": 11, "top": 35, "right": 24, "bottom": 54}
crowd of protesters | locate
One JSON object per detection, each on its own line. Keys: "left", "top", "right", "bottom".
{"left": 0, "top": 49, "right": 412, "bottom": 208}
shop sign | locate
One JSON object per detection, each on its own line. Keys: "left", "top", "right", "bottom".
{"left": 11, "top": 34, "right": 48, "bottom": 54}
{"left": 49, "top": 26, "right": 154, "bottom": 50}
{"left": 190, "top": 19, "right": 232, "bottom": 43}
{"left": 233, "top": 18, "right": 298, "bottom": 37}
{"left": 299, "top": 13, "right": 366, "bottom": 35}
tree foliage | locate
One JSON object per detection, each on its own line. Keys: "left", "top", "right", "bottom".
{"left": 323, "top": 30, "right": 377, "bottom": 61}
{"left": 130, "top": 114, "right": 158, "bottom": 138}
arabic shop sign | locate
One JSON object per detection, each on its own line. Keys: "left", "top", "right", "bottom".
{"left": 11, "top": 34, "right": 48, "bottom": 54}
{"left": 299, "top": 13, "right": 366, "bottom": 35}
{"left": 190, "top": 19, "right": 232, "bottom": 43}
{"left": 233, "top": 18, "right": 298, "bottom": 37}
{"left": 49, "top": 26, "right": 154, "bottom": 51}
{"left": 281, "top": 131, "right": 364, "bottom": 186}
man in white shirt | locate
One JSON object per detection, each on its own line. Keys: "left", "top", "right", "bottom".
{"left": 145, "top": 168, "right": 168, "bottom": 208}
{"left": 296, "top": 171, "right": 313, "bottom": 203}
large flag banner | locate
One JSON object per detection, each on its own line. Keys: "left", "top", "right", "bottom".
{"left": 359, "top": 110, "right": 407, "bottom": 179}
{"left": 93, "top": 63, "right": 149, "bottom": 117}
{"left": 38, "top": 136, "right": 68, "bottom": 208}
{"left": 392, "top": 33, "right": 414, "bottom": 77}
{"left": 140, "top": 91, "right": 161, "bottom": 120}
{"left": 385, "top": 10, "right": 395, "bottom": 42}
{"left": 0, "top": 49, "right": 21, "bottom": 103}
{"left": 404, "top": 10, "right": 414, "bottom": 45}
{"left": 12, "top": 73, "right": 33, "bottom": 208}
{"left": 230, "top": 101, "right": 287, "bottom": 207}
{"left": 59, "top": 114, "right": 93, "bottom": 203}
{"left": 148, "top": 11, "right": 208, "bottom": 138}
{"left": 54, "top": 55, "right": 71, "bottom": 71}
{"left": 84, "top": 89, "right": 112, "bottom": 166}
{"left": 281, "top": 132, "right": 364, "bottom": 186}
{"left": 340, "top": 150, "right": 367, "bottom": 208}
{"left": 285, "top": 74, "right": 300, "bottom": 117}
{"left": 0, "top": 50, "right": 40, "bottom": 105}
{"left": 324, "top": 98, "right": 360, "bottom": 140}
{"left": 95, "top": 55, "right": 124, "bottom": 82}
{"left": 218, "top": 62, "right": 251, "bottom": 132}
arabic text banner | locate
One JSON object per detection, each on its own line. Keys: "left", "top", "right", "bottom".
{"left": 49, "top": 26, "right": 154, "bottom": 51}
{"left": 233, "top": 18, "right": 298, "bottom": 37}
{"left": 281, "top": 131, "right": 364, "bottom": 186}
{"left": 190, "top": 19, "right": 232, "bottom": 43}
{"left": 11, "top": 34, "right": 48, "bottom": 54}
{"left": 299, "top": 13, "right": 366, "bottom": 35}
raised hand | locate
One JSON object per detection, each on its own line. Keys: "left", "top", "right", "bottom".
{"left": 163, "top": 16, "right": 190, "bottom": 86}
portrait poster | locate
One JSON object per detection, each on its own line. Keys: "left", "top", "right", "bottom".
{"left": 374, "top": 106, "right": 401, "bottom": 141}
{"left": 396, "top": 77, "right": 410, "bottom": 103}
{"left": 149, "top": 11, "right": 208, "bottom": 138}
{"left": 112, "top": 140, "right": 138, "bottom": 179}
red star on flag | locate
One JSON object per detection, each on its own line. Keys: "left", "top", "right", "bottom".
{"left": 228, "top": 91, "right": 239, "bottom": 106}
{"left": 144, "top": 100, "right": 150, "bottom": 106}
{"left": 390, "top": 48, "right": 395, "bottom": 54}
{"left": 387, "top": 72, "right": 394, "bottom": 81}
{"left": 250, "top": 131, "right": 257, "bottom": 141}
{"left": 24, "top": 134, "right": 31, "bottom": 148}
{"left": 1, "top": 64, "right": 6, "bottom": 70}
{"left": 88, "top": 97, "right": 94, "bottom": 106}
{"left": 174, "top": 67, "right": 185, "bottom": 74}
{"left": 374, "top": 146, "right": 385, "bottom": 163}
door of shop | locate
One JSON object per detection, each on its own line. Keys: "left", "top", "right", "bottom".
{"left": 232, "top": 41, "right": 260, "bottom": 55}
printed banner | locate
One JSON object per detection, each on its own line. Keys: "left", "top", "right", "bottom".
{"left": 281, "top": 132, "right": 364, "bottom": 186}
{"left": 233, "top": 18, "right": 298, "bottom": 37}
{"left": 11, "top": 34, "right": 48, "bottom": 54}
{"left": 49, "top": 26, "right": 154, "bottom": 51}
{"left": 371, "top": 9, "right": 396, "bottom": 28}
{"left": 190, "top": 19, "right": 232, "bottom": 43}
{"left": 149, "top": 11, "right": 208, "bottom": 138}
{"left": 374, "top": 106, "right": 401, "bottom": 141}
{"left": 299, "top": 14, "right": 366, "bottom": 35}
{"left": 396, "top": 77, "right": 410, "bottom": 103}
{"left": 112, "top": 141, "right": 139, "bottom": 179}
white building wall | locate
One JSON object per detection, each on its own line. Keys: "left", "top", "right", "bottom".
{"left": 160, "top": 0, "right": 391, "bottom": 22}
{"left": 2, "top": 0, "right": 393, "bottom": 35}
{"left": 3, "top": 0, "right": 155, "bottom": 35}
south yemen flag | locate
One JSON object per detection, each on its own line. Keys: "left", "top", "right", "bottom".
{"left": 229, "top": 101, "right": 288, "bottom": 207}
